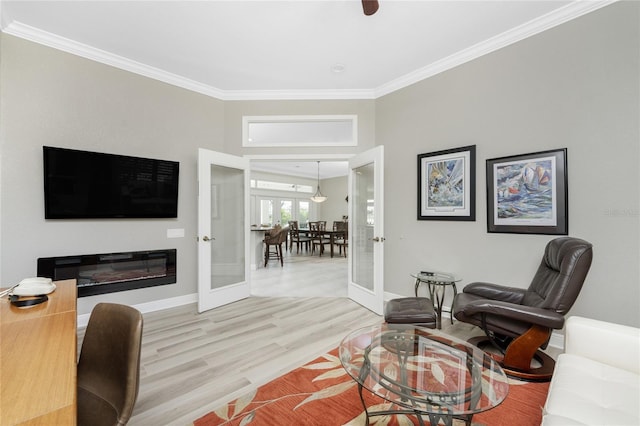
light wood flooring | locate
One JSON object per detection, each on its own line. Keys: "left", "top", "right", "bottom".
{"left": 251, "top": 245, "right": 348, "bottom": 297}
{"left": 78, "top": 250, "right": 555, "bottom": 426}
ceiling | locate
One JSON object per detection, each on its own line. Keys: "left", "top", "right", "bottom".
{"left": 0, "top": 1, "right": 612, "bottom": 178}
{"left": 0, "top": 0, "right": 611, "bottom": 101}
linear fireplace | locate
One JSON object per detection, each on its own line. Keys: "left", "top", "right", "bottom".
{"left": 37, "top": 249, "right": 176, "bottom": 297}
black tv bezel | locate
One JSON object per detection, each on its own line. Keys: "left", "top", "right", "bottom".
{"left": 43, "top": 146, "right": 179, "bottom": 219}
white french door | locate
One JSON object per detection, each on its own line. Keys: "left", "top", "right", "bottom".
{"left": 197, "top": 148, "right": 251, "bottom": 313}
{"left": 347, "top": 146, "right": 384, "bottom": 315}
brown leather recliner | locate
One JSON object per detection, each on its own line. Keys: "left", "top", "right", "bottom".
{"left": 453, "top": 237, "right": 593, "bottom": 381}
{"left": 77, "top": 303, "right": 144, "bottom": 426}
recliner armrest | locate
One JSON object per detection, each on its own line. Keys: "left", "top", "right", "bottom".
{"left": 460, "top": 299, "right": 565, "bottom": 329}
{"left": 463, "top": 282, "right": 527, "bottom": 304}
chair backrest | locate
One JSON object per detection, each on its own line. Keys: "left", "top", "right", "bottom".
{"left": 78, "top": 303, "right": 143, "bottom": 426}
{"left": 333, "top": 221, "right": 347, "bottom": 231}
{"left": 277, "top": 226, "right": 289, "bottom": 244}
{"left": 288, "top": 221, "right": 298, "bottom": 238}
{"left": 264, "top": 225, "right": 282, "bottom": 243}
{"left": 523, "top": 237, "right": 593, "bottom": 314}
{"left": 309, "top": 221, "right": 320, "bottom": 235}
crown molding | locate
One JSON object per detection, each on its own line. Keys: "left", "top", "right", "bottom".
{"left": 2, "top": 21, "right": 228, "bottom": 100}
{"left": 1, "top": 0, "right": 617, "bottom": 101}
{"left": 373, "top": 0, "right": 618, "bottom": 98}
{"left": 222, "top": 88, "right": 376, "bottom": 101}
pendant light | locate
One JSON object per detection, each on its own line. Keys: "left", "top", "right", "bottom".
{"left": 310, "top": 161, "right": 327, "bottom": 203}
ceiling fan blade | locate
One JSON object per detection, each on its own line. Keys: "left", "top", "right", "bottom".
{"left": 362, "top": 0, "right": 379, "bottom": 16}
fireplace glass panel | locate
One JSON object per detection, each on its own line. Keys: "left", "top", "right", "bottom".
{"left": 37, "top": 249, "right": 176, "bottom": 297}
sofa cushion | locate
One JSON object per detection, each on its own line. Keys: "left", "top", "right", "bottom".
{"left": 542, "top": 353, "right": 640, "bottom": 425}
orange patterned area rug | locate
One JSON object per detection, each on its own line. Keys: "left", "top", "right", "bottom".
{"left": 194, "top": 348, "right": 550, "bottom": 426}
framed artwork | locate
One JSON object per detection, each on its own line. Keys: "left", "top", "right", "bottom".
{"left": 486, "top": 148, "right": 567, "bottom": 235}
{"left": 417, "top": 145, "right": 476, "bottom": 221}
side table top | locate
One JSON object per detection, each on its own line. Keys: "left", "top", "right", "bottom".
{"left": 411, "top": 271, "right": 461, "bottom": 283}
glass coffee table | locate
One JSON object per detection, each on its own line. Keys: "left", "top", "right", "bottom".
{"left": 339, "top": 324, "right": 509, "bottom": 426}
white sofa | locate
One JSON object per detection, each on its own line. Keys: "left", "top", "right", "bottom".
{"left": 542, "top": 316, "right": 640, "bottom": 425}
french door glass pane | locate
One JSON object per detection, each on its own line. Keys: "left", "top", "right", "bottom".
{"left": 298, "top": 201, "right": 310, "bottom": 226}
{"left": 210, "top": 164, "right": 245, "bottom": 289}
{"left": 260, "top": 199, "right": 273, "bottom": 226}
{"left": 280, "top": 200, "right": 293, "bottom": 224}
{"left": 352, "top": 163, "right": 374, "bottom": 291}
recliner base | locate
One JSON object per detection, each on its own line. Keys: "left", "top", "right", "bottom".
{"left": 468, "top": 335, "right": 555, "bottom": 382}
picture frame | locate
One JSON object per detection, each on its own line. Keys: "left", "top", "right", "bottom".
{"left": 486, "top": 148, "right": 568, "bottom": 235}
{"left": 417, "top": 145, "right": 476, "bottom": 221}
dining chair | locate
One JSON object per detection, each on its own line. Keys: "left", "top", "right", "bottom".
{"left": 332, "top": 221, "right": 347, "bottom": 231}
{"left": 309, "top": 221, "right": 330, "bottom": 256}
{"left": 334, "top": 222, "right": 348, "bottom": 257}
{"left": 288, "top": 221, "right": 311, "bottom": 253}
{"left": 77, "top": 303, "right": 143, "bottom": 426}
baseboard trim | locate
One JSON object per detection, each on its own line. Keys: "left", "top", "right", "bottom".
{"left": 77, "top": 293, "right": 198, "bottom": 328}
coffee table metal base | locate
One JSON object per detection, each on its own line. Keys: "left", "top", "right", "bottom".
{"left": 340, "top": 325, "right": 509, "bottom": 426}
{"left": 356, "top": 382, "right": 473, "bottom": 426}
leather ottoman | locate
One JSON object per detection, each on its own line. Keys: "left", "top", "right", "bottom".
{"left": 384, "top": 297, "right": 437, "bottom": 329}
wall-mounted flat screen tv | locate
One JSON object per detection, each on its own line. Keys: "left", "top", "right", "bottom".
{"left": 43, "top": 146, "right": 179, "bottom": 219}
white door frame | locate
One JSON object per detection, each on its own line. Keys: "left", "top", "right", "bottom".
{"left": 197, "top": 149, "right": 251, "bottom": 313}
{"left": 246, "top": 154, "right": 353, "bottom": 165}
{"left": 347, "top": 146, "right": 385, "bottom": 315}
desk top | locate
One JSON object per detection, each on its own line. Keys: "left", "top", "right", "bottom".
{"left": 0, "top": 279, "right": 77, "bottom": 425}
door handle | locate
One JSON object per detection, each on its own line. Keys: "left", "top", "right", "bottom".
{"left": 202, "top": 236, "right": 214, "bottom": 242}
{"left": 371, "top": 237, "right": 385, "bottom": 242}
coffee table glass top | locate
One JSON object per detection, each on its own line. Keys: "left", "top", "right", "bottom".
{"left": 339, "top": 324, "right": 509, "bottom": 418}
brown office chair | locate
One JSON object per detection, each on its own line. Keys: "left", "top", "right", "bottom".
{"left": 453, "top": 237, "right": 593, "bottom": 381}
{"left": 77, "top": 303, "right": 144, "bottom": 426}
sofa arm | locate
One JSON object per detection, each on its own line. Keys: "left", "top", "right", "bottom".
{"left": 564, "top": 316, "right": 640, "bottom": 374}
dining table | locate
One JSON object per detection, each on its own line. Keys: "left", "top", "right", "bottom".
{"left": 299, "top": 227, "right": 346, "bottom": 258}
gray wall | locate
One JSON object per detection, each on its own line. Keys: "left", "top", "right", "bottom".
{"left": 1, "top": 2, "right": 638, "bottom": 325}
{"left": 0, "top": 35, "right": 225, "bottom": 314}
{"left": 378, "top": 1, "right": 639, "bottom": 327}
{"left": 320, "top": 176, "right": 349, "bottom": 224}
{"left": 0, "top": 36, "right": 375, "bottom": 315}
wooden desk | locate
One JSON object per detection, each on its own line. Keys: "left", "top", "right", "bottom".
{"left": 0, "top": 279, "right": 77, "bottom": 425}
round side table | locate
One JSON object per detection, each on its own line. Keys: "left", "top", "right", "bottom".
{"left": 411, "top": 272, "right": 461, "bottom": 329}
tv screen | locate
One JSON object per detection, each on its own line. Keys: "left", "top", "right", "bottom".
{"left": 43, "top": 146, "right": 179, "bottom": 219}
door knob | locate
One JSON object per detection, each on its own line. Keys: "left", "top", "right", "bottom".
{"left": 202, "top": 236, "right": 214, "bottom": 242}
{"left": 371, "top": 237, "right": 385, "bottom": 242}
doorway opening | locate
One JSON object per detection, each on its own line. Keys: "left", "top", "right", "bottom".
{"left": 248, "top": 155, "right": 351, "bottom": 298}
